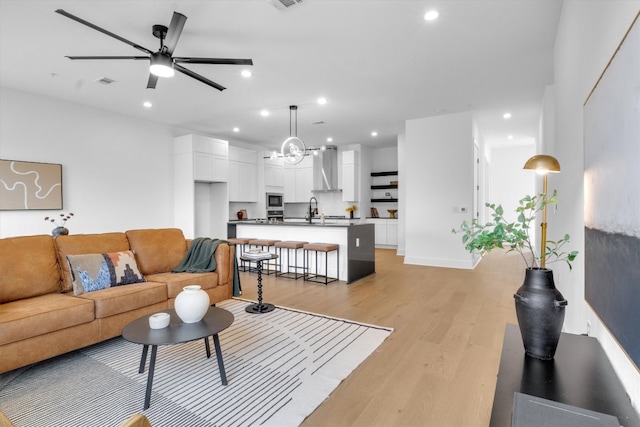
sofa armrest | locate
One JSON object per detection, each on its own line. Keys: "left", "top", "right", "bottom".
{"left": 214, "top": 242, "right": 235, "bottom": 286}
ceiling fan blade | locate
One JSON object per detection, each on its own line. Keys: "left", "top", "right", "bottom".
{"left": 147, "top": 73, "right": 159, "bottom": 89}
{"left": 164, "top": 12, "right": 187, "bottom": 56}
{"left": 174, "top": 63, "right": 226, "bottom": 91}
{"left": 173, "top": 57, "right": 253, "bottom": 66}
{"left": 55, "top": 9, "right": 153, "bottom": 55}
{"left": 65, "top": 56, "right": 149, "bottom": 60}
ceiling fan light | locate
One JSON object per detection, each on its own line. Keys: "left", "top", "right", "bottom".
{"left": 150, "top": 52, "right": 175, "bottom": 78}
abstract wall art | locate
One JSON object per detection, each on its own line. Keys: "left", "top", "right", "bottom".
{"left": 0, "top": 159, "right": 63, "bottom": 210}
{"left": 583, "top": 13, "right": 640, "bottom": 370}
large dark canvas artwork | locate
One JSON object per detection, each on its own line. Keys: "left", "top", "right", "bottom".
{"left": 583, "top": 14, "right": 640, "bottom": 370}
{"left": 0, "top": 160, "right": 63, "bottom": 210}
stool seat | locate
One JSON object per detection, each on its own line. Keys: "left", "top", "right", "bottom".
{"left": 276, "top": 241, "right": 307, "bottom": 249}
{"left": 303, "top": 243, "right": 339, "bottom": 252}
{"left": 229, "top": 237, "right": 254, "bottom": 245}
{"left": 249, "top": 239, "right": 280, "bottom": 246}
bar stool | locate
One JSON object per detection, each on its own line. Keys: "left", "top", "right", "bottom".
{"left": 303, "top": 242, "right": 339, "bottom": 285}
{"left": 275, "top": 241, "right": 308, "bottom": 279}
{"left": 248, "top": 239, "right": 280, "bottom": 275}
{"left": 227, "top": 237, "right": 255, "bottom": 272}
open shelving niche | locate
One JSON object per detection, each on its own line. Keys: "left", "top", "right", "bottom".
{"left": 370, "top": 170, "right": 398, "bottom": 203}
{"left": 369, "top": 171, "right": 398, "bottom": 247}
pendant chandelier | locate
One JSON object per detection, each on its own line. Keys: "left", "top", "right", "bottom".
{"left": 281, "top": 105, "right": 307, "bottom": 165}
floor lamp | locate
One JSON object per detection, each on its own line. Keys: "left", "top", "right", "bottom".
{"left": 523, "top": 154, "right": 561, "bottom": 268}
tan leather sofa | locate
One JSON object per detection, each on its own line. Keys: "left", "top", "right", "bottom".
{"left": 0, "top": 228, "right": 234, "bottom": 374}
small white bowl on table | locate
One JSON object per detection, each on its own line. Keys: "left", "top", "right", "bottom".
{"left": 148, "top": 312, "right": 170, "bottom": 329}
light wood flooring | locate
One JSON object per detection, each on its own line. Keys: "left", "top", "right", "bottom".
{"left": 238, "top": 248, "right": 525, "bottom": 427}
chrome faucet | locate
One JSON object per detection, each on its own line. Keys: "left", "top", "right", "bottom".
{"left": 308, "top": 196, "right": 318, "bottom": 224}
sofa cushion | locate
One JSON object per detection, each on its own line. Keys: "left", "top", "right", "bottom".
{"left": 0, "top": 235, "right": 62, "bottom": 303}
{"left": 144, "top": 271, "right": 219, "bottom": 299}
{"left": 67, "top": 251, "right": 146, "bottom": 296}
{"left": 77, "top": 281, "right": 167, "bottom": 319}
{"left": 0, "top": 293, "right": 95, "bottom": 345}
{"left": 126, "top": 228, "right": 188, "bottom": 275}
{"left": 55, "top": 232, "right": 131, "bottom": 293}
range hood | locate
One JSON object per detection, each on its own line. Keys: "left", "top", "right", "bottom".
{"left": 313, "top": 145, "right": 341, "bottom": 192}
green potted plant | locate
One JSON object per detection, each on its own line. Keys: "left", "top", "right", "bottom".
{"left": 453, "top": 191, "right": 577, "bottom": 270}
{"left": 453, "top": 191, "right": 578, "bottom": 360}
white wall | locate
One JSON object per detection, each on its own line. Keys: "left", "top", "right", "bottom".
{"left": 404, "top": 112, "right": 475, "bottom": 268}
{"left": 487, "top": 144, "right": 536, "bottom": 224}
{"left": 397, "top": 133, "right": 406, "bottom": 255}
{"left": 553, "top": 0, "right": 640, "bottom": 412}
{"left": 0, "top": 87, "right": 177, "bottom": 237}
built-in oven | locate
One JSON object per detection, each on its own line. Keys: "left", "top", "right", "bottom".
{"left": 266, "top": 192, "right": 283, "bottom": 209}
{"left": 266, "top": 209, "right": 284, "bottom": 222}
{"left": 266, "top": 192, "right": 284, "bottom": 221}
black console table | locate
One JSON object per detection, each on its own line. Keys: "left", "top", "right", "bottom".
{"left": 490, "top": 324, "right": 640, "bottom": 427}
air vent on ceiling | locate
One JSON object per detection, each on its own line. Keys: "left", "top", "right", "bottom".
{"left": 269, "top": 0, "right": 304, "bottom": 11}
{"left": 95, "top": 77, "right": 116, "bottom": 85}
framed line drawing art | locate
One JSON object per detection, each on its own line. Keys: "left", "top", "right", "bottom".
{"left": 0, "top": 159, "right": 63, "bottom": 210}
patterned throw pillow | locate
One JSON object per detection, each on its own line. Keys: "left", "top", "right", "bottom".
{"left": 66, "top": 250, "right": 146, "bottom": 296}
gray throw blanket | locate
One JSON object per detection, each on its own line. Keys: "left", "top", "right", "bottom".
{"left": 172, "top": 237, "right": 242, "bottom": 297}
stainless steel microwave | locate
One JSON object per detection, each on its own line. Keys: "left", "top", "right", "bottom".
{"left": 266, "top": 192, "right": 284, "bottom": 209}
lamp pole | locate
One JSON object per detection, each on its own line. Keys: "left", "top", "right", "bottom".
{"left": 523, "top": 154, "right": 561, "bottom": 269}
{"left": 540, "top": 172, "right": 549, "bottom": 268}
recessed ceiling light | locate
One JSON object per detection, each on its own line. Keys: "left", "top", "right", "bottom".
{"left": 503, "top": 112, "right": 512, "bottom": 119}
{"left": 233, "top": 127, "right": 240, "bottom": 132}
{"left": 143, "top": 101, "right": 152, "bottom": 108}
{"left": 371, "top": 131, "right": 378, "bottom": 137}
{"left": 424, "top": 10, "right": 439, "bottom": 21}
{"left": 260, "top": 110, "right": 270, "bottom": 117}
{"left": 241, "top": 69, "right": 252, "bottom": 78}
{"left": 508, "top": 135, "right": 514, "bottom": 139}
{"left": 317, "top": 97, "right": 328, "bottom": 105}
{"left": 327, "top": 137, "right": 333, "bottom": 142}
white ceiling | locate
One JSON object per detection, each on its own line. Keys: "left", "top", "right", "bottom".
{"left": 0, "top": 0, "right": 562, "bottom": 151}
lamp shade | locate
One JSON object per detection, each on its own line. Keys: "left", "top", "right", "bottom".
{"left": 523, "top": 155, "right": 561, "bottom": 173}
{"left": 149, "top": 52, "right": 175, "bottom": 78}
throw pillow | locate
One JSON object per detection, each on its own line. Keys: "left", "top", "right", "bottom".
{"left": 66, "top": 253, "right": 113, "bottom": 296}
{"left": 107, "top": 250, "right": 146, "bottom": 286}
{"left": 67, "top": 250, "right": 146, "bottom": 296}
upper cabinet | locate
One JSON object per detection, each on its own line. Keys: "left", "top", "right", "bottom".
{"left": 175, "top": 134, "right": 229, "bottom": 183}
{"left": 228, "top": 146, "right": 258, "bottom": 202}
{"left": 284, "top": 155, "right": 314, "bottom": 203}
{"left": 173, "top": 134, "right": 229, "bottom": 239}
{"left": 342, "top": 150, "right": 359, "bottom": 202}
{"left": 264, "top": 155, "right": 285, "bottom": 188}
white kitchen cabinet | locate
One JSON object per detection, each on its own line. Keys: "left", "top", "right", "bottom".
{"left": 228, "top": 146, "right": 258, "bottom": 202}
{"left": 264, "top": 155, "right": 284, "bottom": 188}
{"left": 342, "top": 150, "right": 359, "bottom": 202}
{"left": 387, "top": 222, "right": 398, "bottom": 246}
{"left": 173, "top": 134, "right": 229, "bottom": 239}
{"left": 284, "top": 155, "right": 314, "bottom": 202}
{"left": 176, "top": 134, "right": 228, "bottom": 183}
{"left": 366, "top": 218, "right": 398, "bottom": 247}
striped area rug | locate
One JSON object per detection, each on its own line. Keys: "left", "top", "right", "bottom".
{"left": 0, "top": 299, "right": 392, "bottom": 427}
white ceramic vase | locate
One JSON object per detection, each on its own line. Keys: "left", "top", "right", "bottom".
{"left": 174, "top": 285, "right": 210, "bottom": 323}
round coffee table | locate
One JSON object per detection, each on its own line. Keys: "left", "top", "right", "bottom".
{"left": 122, "top": 307, "right": 234, "bottom": 409}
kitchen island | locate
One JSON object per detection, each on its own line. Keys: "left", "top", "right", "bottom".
{"left": 227, "top": 221, "right": 375, "bottom": 283}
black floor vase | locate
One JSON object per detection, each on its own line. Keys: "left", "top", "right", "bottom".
{"left": 514, "top": 268, "right": 567, "bottom": 360}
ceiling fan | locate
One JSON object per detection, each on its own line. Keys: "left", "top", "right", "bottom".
{"left": 55, "top": 9, "right": 253, "bottom": 91}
